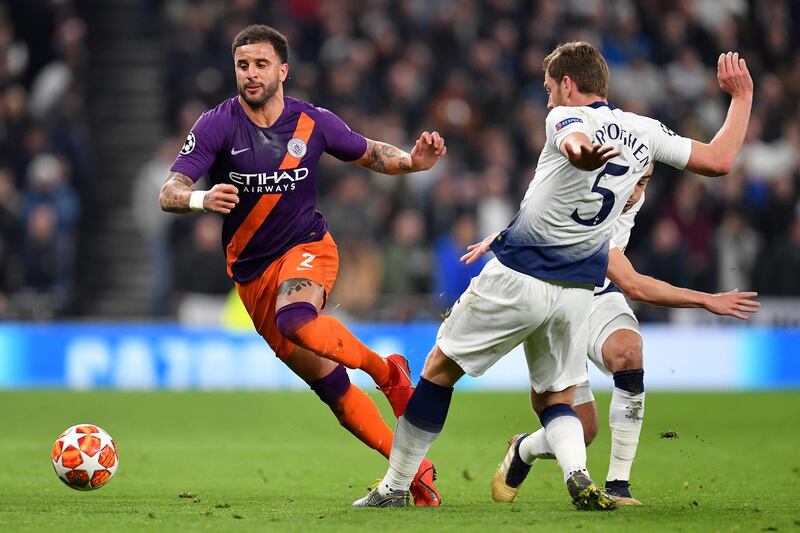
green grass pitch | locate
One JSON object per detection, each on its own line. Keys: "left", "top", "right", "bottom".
{"left": 1, "top": 390, "right": 798, "bottom": 531}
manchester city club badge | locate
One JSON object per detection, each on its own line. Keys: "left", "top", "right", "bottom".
{"left": 287, "top": 137, "right": 307, "bottom": 158}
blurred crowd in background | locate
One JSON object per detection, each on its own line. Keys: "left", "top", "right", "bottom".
{"left": 2, "top": 0, "right": 800, "bottom": 322}
{"left": 150, "top": 0, "right": 800, "bottom": 322}
{"left": 0, "top": 1, "right": 87, "bottom": 318}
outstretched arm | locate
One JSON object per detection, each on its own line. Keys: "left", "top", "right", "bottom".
{"left": 159, "top": 171, "right": 240, "bottom": 214}
{"left": 607, "top": 247, "right": 760, "bottom": 320}
{"left": 685, "top": 52, "right": 753, "bottom": 177}
{"left": 355, "top": 131, "right": 446, "bottom": 175}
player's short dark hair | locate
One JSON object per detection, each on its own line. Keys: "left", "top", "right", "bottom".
{"left": 543, "top": 42, "right": 609, "bottom": 98}
{"left": 231, "top": 25, "right": 289, "bottom": 63}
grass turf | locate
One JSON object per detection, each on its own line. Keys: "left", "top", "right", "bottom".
{"left": 0, "top": 391, "right": 798, "bottom": 531}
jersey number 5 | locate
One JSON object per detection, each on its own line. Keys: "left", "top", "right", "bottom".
{"left": 570, "top": 162, "right": 630, "bottom": 227}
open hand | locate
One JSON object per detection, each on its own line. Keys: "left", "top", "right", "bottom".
{"left": 410, "top": 131, "right": 447, "bottom": 171}
{"left": 704, "top": 289, "right": 760, "bottom": 320}
{"left": 565, "top": 142, "right": 620, "bottom": 171}
{"left": 717, "top": 51, "right": 753, "bottom": 98}
{"left": 460, "top": 232, "right": 498, "bottom": 265}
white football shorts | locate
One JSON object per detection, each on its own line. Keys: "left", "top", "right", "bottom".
{"left": 573, "top": 379, "right": 595, "bottom": 406}
{"left": 586, "top": 290, "right": 640, "bottom": 376}
{"left": 436, "top": 258, "right": 593, "bottom": 393}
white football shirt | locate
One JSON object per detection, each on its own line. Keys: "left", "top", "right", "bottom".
{"left": 595, "top": 193, "right": 644, "bottom": 295}
{"left": 491, "top": 101, "right": 691, "bottom": 286}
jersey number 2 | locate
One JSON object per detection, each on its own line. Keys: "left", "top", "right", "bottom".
{"left": 297, "top": 253, "right": 316, "bottom": 270}
{"left": 570, "top": 162, "right": 630, "bottom": 227}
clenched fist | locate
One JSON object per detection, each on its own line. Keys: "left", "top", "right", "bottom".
{"left": 203, "top": 183, "right": 240, "bottom": 214}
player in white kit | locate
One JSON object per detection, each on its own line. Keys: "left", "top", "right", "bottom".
{"left": 488, "top": 166, "right": 760, "bottom": 506}
{"left": 354, "top": 42, "right": 753, "bottom": 510}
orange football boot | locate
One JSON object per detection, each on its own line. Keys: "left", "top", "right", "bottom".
{"left": 379, "top": 354, "right": 415, "bottom": 417}
{"left": 410, "top": 459, "right": 441, "bottom": 507}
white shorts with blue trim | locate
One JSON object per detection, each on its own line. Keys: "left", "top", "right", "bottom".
{"left": 573, "top": 379, "right": 595, "bottom": 406}
{"left": 586, "top": 290, "right": 640, "bottom": 377}
{"left": 436, "top": 258, "right": 593, "bottom": 394}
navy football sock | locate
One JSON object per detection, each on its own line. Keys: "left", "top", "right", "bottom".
{"left": 379, "top": 377, "right": 454, "bottom": 493}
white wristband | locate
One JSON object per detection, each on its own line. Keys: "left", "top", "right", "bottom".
{"left": 189, "top": 190, "right": 207, "bottom": 212}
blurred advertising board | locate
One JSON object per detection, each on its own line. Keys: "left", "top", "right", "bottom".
{"left": 0, "top": 323, "right": 798, "bottom": 391}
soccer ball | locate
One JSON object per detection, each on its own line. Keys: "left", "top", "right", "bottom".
{"left": 51, "top": 424, "right": 119, "bottom": 491}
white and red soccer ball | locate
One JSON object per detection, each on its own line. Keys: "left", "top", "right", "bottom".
{"left": 51, "top": 424, "right": 119, "bottom": 490}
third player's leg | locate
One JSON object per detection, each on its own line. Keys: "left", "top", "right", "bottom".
{"left": 585, "top": 291, "right": 646, "bottom": 496}
{"left": 599, "top": 324, "right": 645, "bottom": 504}
{"left": 574, "top": 402, "right": 599, "bottom": 445}
{"left": 530, "top": 385, "right": 576, "bottom": 416}
{"left": 601, "top": 328, "right": 643, "bottom": 373}
{"left": 517, "top": 282, "right": 618, "bottom": 509}
{"left": 517, "top": 381, "right": 598, "bottom": 466}
{"left": 541, "top": 380, "right": 599, "bottom": 445}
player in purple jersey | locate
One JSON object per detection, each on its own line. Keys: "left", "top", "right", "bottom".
{"left": 159, "top": 25, "right": 446, "bottom": 506}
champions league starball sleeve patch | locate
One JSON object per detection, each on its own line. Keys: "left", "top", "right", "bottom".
{"left": 555, "top": 117, "right": 584, "bottom": 131}
{"left": 180, "top": 132, "right": 196, "bottom": 155}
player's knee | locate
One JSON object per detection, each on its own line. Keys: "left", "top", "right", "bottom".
{"left": 275, "top": 302, "right": 318, "bottom": 342}
{"left": 616, "top": 342, "right": 643, "bottom": 371}
{"left": 273, "top": 340, "right": 295, "bottom": 361}
{"left": 604, "top": 333, "right": 643, "bottom": 372}
{"left": 308, "top": 364, "right": 350, "bottom": 407}
{"left": 420, "top": 345, "right": 465, "bottom": 387}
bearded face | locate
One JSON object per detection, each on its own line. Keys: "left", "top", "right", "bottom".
{"left": 233, "top": 42, "right": 287, "bottom": 110}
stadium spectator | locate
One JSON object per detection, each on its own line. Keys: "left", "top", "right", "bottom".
{"left": 330, "top": 240, "right": 384, "bottom": 318}
{"left": 172, "top": 214, "right": 233, "bottom": 324}
{"left": 132, "top": 137, "right": 181, "bottom": 317}
{"left": 759, "top": 216, "right": 800, "bottom": 296}
{"left": 666, "top": 47, "right": 709, "bottom": 103}
{"left": 476, "top": 165, "right": 515, "bottom": 238}
{"left": 712, "top": 210, "right": 759, "bottom": 293}
{"left": 0, "top": 0, "right": 87, "bottom": 318}
{"left": 21, "top": 203, "right": 58, "bottom": 291}
{"left": 320, "top": 171, "right": 381, "bottom": 242}
{"left": 20, "top": 153, "right": 78, "bottom": 314}
{"left": 22, "top": 154, "right": 79, "bottom": 242}
{"left": 19, "top": 203, "right": 60, "bottom": 318}
{"left": 636, "top": 218, "right": 691, "bottom": 321}
{"left": 382, "top": 208, "right": 431, "bottom": 297}
{"left": 660, "top": 176, "right": 714, "bottom": 289}
{"left": 433, "top": 213, "right": 485, "bottom": 308}
{"left": 0, "top": 167, "right": 20, "bottom": 292}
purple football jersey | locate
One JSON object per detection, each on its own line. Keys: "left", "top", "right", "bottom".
{"left": 171, "top": 96, "right": 367, "bottom": 282}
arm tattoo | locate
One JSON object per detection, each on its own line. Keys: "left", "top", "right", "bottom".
{"left": 366, "top": 141, "right": 386, "bottom": 173}
{"left": 278, "top": 278, "right": 315, "bottom": 296}
{"left": 364, "top": 140, "right": 412, "bottom": 174}
{"left": 160, "top": 172, "right": 195, "bottom": 213}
